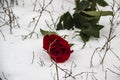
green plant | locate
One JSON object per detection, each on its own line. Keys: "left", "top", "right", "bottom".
{"left": 56, "top": 0, "right": 113, "bottom": 42}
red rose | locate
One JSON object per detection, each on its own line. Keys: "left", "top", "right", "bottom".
{"left": 43, "top": 34, "right": 73, "bottom": 63}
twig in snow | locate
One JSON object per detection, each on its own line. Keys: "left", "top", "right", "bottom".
{"left": 100, "top": 0, "right": 119, "bottom": 65}
{"left": 0, "top": 0, "right": 20, "bottom": 34}
{"left": 0, "top": 30, "right": 6, "bottom": 41}
{"left": 110, "top": 49, "right": 120, "bottom": 62}
{"left": 23, "top": 0, "right": 53, "bottom": 39}
{"left": 86, "top": 74, "right": 88, "bottom": 80}
{"left": 2, "top": 72, "right": 8, "bottom": 80}
{"left": 90, "top": 47, "right": 100, "bottom": 68}
{"left": 31, "top": 51, "right": 35, "bottom": 64}
{"left": 38, "top": 57, "right": 45, "bottom": 67}
{"left": 91, "top": 70, "right": 97, "bottom": 80}
{"left": 105, "top": 70, "right": 107, "bottom": 80}
{"left": 113, "top": 65, "right": 120, "bottom": 71}
{"left": 74, "top": 72, "right": 96, "bottom": 78}
{"left": 107, "top": 68, "right": 120, "bottom": 75}
{"left": 32, "top": 0, "right": 38, "bottom": 11}
{"left": 51, "top": 72, "right": 56, "bottom": 80}
{"left": 29, "top": 0, "right": 53, "bottom": 38}
{"left": 28, "top": 17, "right": 35, "bottom": 28}
{"left": 51, "top": 61, "right": 76, "bottom": 79}
{"left": 55, "top": 62, "right": 59, "bottom": 80}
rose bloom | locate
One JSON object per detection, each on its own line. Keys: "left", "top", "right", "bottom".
{"left": 43, "top": 34, "right": 73, "bottom": 63}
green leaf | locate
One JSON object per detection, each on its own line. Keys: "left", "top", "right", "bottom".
{"left": 69, "top": 43, "right": 74, "bottom": 47}
{"left": 81, "top": 23, "right": 103, "bottom": 38}
{"left": 76, "top": 1, "right": 89, "bottom": 11}
{"left": 40, "top": 29, "right": 56, "bottom": 36}
{"left": 80, "top": 32, "right": 90, "bottom": 42}
{"left": 73, "top": 12, "right": 98, "bottom": 29}
{"left": 96, "top": 0, "right": 108, "bottom": 7}
{"left": 57, "top": 12, "right": 74, "bottom": 30}
{"left": 83, "top": 11, "right": 113, "bottom": 17}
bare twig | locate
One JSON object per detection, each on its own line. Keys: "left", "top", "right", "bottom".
{"left": 2, "top": 72, "right": 8, "bottom": 80}
{"left": 105, "top": 70, "right": 107, "bottom": 80}
{"left": 0, "top": 0, "right": 20, "bottom": 34}
{"left": 51, "top": 72, "right": 56, "bottom": 80}
{"left": 38, "top": 57, "right": 45, "bottom": 67}
{"left": 74, "top": 72, "right": 96, "bottom": 77}
{"left": 110, "top": 49, "right": 120, "bottom": 62}
{"left": 31, "top": 51, "right": 35, "bottom": 64}
{"left": 0, "top": 30, "right": 6, "bottom": 41}
{"left": 28, "top": 17, "right": 35, "bottom": 27}
{"left": 107, "top": 68, "right": 120, "bottom": 75}
{"left": 91, "top": 72, "right": 97, "bottom": 80}
{"left": 51, "top": 61, "right": 76, "bottom": 79}
{"left": 32, "top": 0, "right": 38, "bottom": 11}
{"left": 100, "top": 0, "right": 119, "bottom": 65}
{"left": 29, "top": 0, "right": 53, "bottom": 38}
{"left": 90, "top": 47, "right": 100, "bottom": 68}
{"left": 23, "top": 0, "right": 53, "bottom": 39}
{"left": 55, "top": 63, "right": 59, "bottom": 80}
{"left": 113, "top": 65, "right": 120, "bottom": 71}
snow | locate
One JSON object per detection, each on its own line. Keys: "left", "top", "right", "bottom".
{"left": 0, "top": 0, "right": 120, "bottom": 80}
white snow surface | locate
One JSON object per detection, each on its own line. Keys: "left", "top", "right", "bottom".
{"left": 0, "top": 0, "right": 120, "bottom": 80}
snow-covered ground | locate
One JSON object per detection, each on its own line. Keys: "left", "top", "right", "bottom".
{"left": 0, "top": 0, "right": 120, "bottom": 80}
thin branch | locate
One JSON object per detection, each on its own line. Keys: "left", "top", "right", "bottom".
{"left": 107, "top": 68, "right": 120, "bottom": 75}
{"left": 0, "top": 30, "right": 6, "bottom": 41}
{"left": 31, "top": 51, "right": 35, "bottom": 64}
{"left": 28, "top": 17, "right": 35, "bottom": 27}
{"left": 55, "top": 63, "right": 59, "bottom": 80}
{"left": 33, "top": 0, "right": 38, "bottom": 11}
{"left": 51, "top": 61, "right": 76, "bottom": 79}
{"left": 113, "top": 65, "right": 120, "bottom": 71}
{"left": 2, "top": 72, "right": 8, "bottom": 80}
{"left": 74, "top": 72, "right": 96, "bottom": 77}
{"left": 105, "top": 70, "right": 107, "bottom": 80}
{"left": 90, "top": 47, "right": 100, "bottom": 68}
{"left": 38, "top": 57, "right": 45, "bottom": 67}
{"left": 110, "top": 49, "right": 120, "bottom": 62}
{"left": 24, "top": 0, "right": 53, "bottom": 39}
{"left": 100, "top": 0, "right": 118, "bottom": 64}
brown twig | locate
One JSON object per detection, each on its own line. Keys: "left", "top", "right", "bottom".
{"left": 51, "top": 61, "right": 76, "bottom": 79}
{"left": 23, "top": 0, "right": 53, "bottom": 39}
{"left": 100, "top": 0, "right": 119, "bottom": 65}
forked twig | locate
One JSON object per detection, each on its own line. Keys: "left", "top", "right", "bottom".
{"left": 2, "top": 72, "right": 8, "bottom": 80}
{"left": 23, "top": 0, "right": 53, "bottom": 39}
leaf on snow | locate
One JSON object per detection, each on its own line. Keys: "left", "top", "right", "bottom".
{"left": 57, "top": 12, "right": 74, "bottom": 30}
{"left": 40, "top": 29, "right": 56, "bottom": 36}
